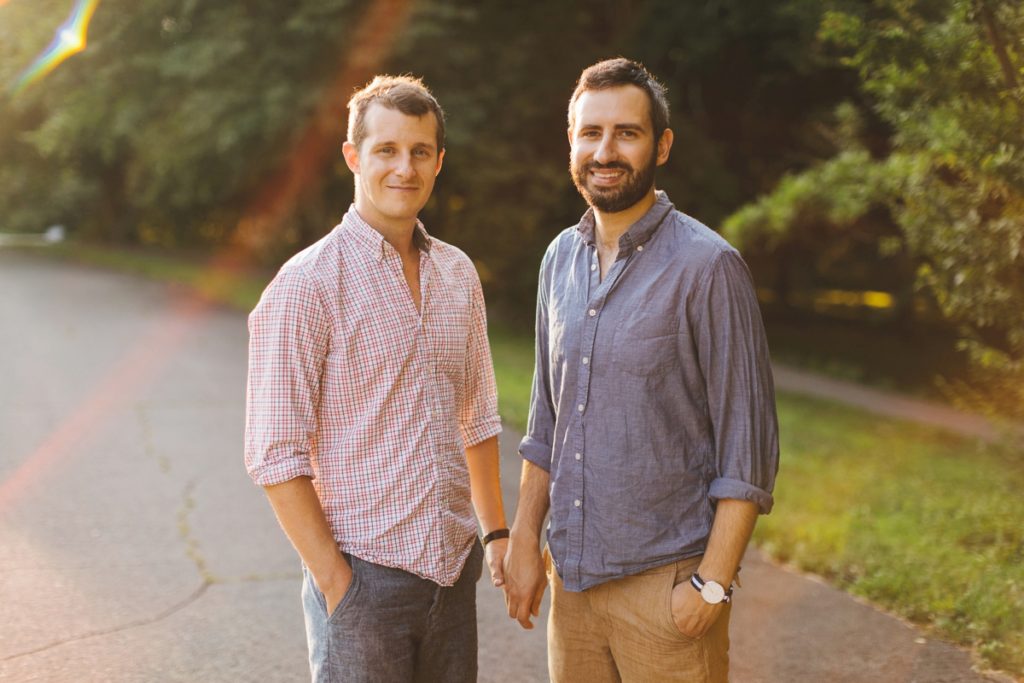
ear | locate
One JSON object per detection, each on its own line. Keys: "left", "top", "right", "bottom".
{"left": 435, "top": 148, "right": 445, "bottom": 177}
{"left": 655, "top": 128, "right": 674, "bottom": 166}
{"left": 566, "top": 126, "right": 574, "bottom": 145}
{"left": 342, "top": 141, "right": 360, "bottom": 174}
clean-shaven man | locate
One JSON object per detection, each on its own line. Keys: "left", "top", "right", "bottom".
{"left": 245, "top": 75, "right": 508, "bottom": 683}
{"left": 503, "top": 58, "right": 779, "bottom": 683}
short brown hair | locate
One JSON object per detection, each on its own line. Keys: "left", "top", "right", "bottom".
{"left": 568, "top": 58, "right": 670, "bottom": 141}
{"left": 347, "top": 75, "right": 446, "bottom": 152}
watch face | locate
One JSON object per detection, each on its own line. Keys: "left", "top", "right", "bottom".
{"left": 701, "top": 581, "right": 726, "bottom": 604}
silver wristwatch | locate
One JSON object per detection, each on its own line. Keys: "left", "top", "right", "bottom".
{"left": 690, "top": 572, "right": 732, "bottom": 604}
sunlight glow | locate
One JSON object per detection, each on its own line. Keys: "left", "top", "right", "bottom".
{"left": 11, "top": 0, "right": 101, "bottom": 95}
{"left": 234, "top": 0, "right": 414, "bottom": 252}
{"left": 0, "top": 0, "right": 414, "bottom": 512}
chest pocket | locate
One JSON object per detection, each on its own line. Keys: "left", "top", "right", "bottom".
{"left": 612, "top": 331, "right": 681, "bottom": 376}
{"left": 609, "top": 290, "right": 685, "bottom": 376}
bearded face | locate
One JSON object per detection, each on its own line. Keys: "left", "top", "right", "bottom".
{"left": 571, "top": 146, "right": 657, "bottom": 214}
{"left": 568, "top": 86, "right": 665, "bottom": 215}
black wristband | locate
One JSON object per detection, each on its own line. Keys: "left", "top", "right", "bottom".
{"left": 481, "top": 528, "right": 510, "bottom": 546}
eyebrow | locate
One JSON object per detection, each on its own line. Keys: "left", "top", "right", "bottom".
{"left": 578, "top": 122, "right": 647, "bottom": 133}
{"left": 372, "top": 141, "right": 436, "bottom": 151}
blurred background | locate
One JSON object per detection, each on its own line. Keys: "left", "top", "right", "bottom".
{"left": 3, "top": 0, "right": 1023, "bottom": 415}
{"left": 1, "top": 0, "right": 1022, "bottom": 680}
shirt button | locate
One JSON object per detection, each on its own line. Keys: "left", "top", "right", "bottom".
{"left": 582, "top": 356, "right": 589, "bottom": 365}
{"left": 591, "top": 263, "right": 597, "bottom": 271}
{"left": 575, "top": 452, "right": 581, "bottom": 460}
{"left": 637, "top": 245, "right": 644, "bottom": 252}
{"left": 577, "top": 404, "right": 584, "bottom": 412}
{"left": 574, "top": 499, "right": 581, "bottom": 507}
{"left": 588, "top": 309, "right": 596, "bottom": 317}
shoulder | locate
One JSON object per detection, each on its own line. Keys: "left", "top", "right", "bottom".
{"left": 660, "top": 209, "right": 739, "bottom": 264}
{"left": 280, "top": 228, "right": 344, "bottom": 286}
{"left": 427, "top": 236, "right": 482, "bottom": 287}
{"left": 541, "top": 225, "right": 582, "bottom": 271}
{"left": 659, "top": 213, "right": 755, "bottom": 295}
{"left": 253, "top": 229, "right": 342, "bottom": 314}
{"left": 547, "top": 225, "right": 580, "bottom": 254}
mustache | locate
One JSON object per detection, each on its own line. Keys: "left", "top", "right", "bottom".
{"left": 584, "top": 161, "right": 633, "bottom": 172}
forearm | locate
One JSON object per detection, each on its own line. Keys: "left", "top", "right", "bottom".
{"left": 510, "top": 460, "right": 550, "bottom": 542}
{"left": 263, "top": 476, "right": 350, "bottom": 592}
{"left": 503, "top": 458, "right": 551, "bottom": 628}
{"left": 698, "top": 498, "right": 759, "bottom": 585}
{"left": 466, "top": 436, "right": 507, "bottom": 534}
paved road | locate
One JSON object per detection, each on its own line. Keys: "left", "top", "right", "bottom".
{"left": 0, "top": 251, "right": 1011, "bottom": 682}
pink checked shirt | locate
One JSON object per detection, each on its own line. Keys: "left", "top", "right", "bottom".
{"left": 244, "top": 207, "right": 501, "bottom": 586}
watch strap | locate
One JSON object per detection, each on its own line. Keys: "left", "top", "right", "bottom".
{"left": 481, "top": 528, "right": 510, "bottom": 546}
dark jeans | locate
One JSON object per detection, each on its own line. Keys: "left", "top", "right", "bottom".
{"left": 301, "top": 541, "right": 483, "bottom": 683}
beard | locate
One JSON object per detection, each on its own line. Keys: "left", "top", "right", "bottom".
{"left": 571, "top": 148, "right": 657, "bottom": 214}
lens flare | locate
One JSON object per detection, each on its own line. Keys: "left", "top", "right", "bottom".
{"left": 0, "top": 0, "right": 416, "bottom": 514}
{"left": 10, "top": 0, "right": 101, "bottom": 95}
{"left": 234, "top": 0, "right": 415, "bottom": 252}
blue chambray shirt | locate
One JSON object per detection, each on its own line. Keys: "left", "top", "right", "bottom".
{"left": 520, "top": 191, "right": 780, "bottom": 592}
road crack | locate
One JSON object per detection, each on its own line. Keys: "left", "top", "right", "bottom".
{"left": 0, "top": 582, "right": 210, "bottom": 662}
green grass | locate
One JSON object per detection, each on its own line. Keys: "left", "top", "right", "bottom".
{"left": 31, "top": 242, "right": 1024, "bottom": 678}
{"left": 758, "top": 393, "right": 1024, "bottom": 676}
{"left": 487, "top": 324, "right": 536, "bottom": 432}
{"left": 488, "top": 328, "right": 1024, "bottom": 678}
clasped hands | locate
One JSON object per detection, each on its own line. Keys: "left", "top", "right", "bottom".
{"left": 491, "top": 534, "right": 722, "bottom": 637}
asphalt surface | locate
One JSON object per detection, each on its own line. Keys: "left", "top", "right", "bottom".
{"left": 0, "top": 250, "right": 1012, "bottom": 682}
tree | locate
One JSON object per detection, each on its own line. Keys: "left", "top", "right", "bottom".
{"left": 724, "top": 0, "right": 1024, "bottom": 419}
{"left": 0, "top": 0, "right": 367, "bottom": 249}
{"left": 384, "top": 0, "right": 850, "bottom": 320}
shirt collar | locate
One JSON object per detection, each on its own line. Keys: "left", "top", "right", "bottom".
{"left": 576, "top": 190, "right": 674, "bottom": 249}
{"left": 342, "top": 205, "right": 432, "bottom": 261}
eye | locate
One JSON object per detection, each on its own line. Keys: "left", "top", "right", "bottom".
{"left": 619, "top": 130, "right": 638, "bottom": 139}
{"left": 378, "top": 146, "right": 395, "bottom": 155}
{"left": 414, "top": 148, "right": 431, "bottom": 159}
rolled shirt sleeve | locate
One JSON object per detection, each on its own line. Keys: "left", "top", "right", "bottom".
{"left": 244, "top": 265, "right": 330, "bottom": 487}
{"left": 458, "top": 273, "right": 502, "bottom": 447}
{"left": 695, "top": 250, "right": 780, "bottom": 513}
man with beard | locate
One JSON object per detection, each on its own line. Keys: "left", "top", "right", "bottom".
{"left": 502, "top": 58, "right": 780, "bottom": 682}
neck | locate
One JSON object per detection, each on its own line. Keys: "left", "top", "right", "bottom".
{"left": 354, "top": 202, "right": 419, "bottom": 259}
{"left": 378, "top": 222, "right": 419, "bottom": 259}
{"left": 593, "top": 187, "right": 657, "bottom": 249}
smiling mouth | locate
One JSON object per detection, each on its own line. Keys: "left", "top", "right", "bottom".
{"left": 589, "top": 169, "right": 626, "bottom": 185}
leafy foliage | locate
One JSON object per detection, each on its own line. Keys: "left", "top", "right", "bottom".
{"left": 725, "top": 0, "right": 1024, "bottom": 417}
{"left": 0, "top": 0, "right": 365, "bottom": 246}
{"left": 383, "top": 0, "right": 848, "bottom": 318}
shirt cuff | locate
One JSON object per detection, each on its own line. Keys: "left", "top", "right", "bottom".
{"left": 248, "top": 457, "right": 315, "bottom": 488}
{"left": 460, "top": 416, "right": 502, "bottom": 448}
{"left": 518, "top": 435, "right": 552, "bottom": 472}
{"left": 708, "top": 477, "right": 774, "bottom": 514}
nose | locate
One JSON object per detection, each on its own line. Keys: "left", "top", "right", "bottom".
{"left": 394, "top": 152, "right": 416, "bottom": 179}
{"left": 593, "top": 132, "right": 617, "bottom": 165}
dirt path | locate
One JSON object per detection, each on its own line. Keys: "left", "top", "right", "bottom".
{"left": 772, "top": 365, "right": 1018, "bottom": 443}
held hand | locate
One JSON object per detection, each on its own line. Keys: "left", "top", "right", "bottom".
{"left": 671, "top": 580, "right": 724, "bottom": 639}
{"left": 484, "top": 537, "right": 509, "bottom": 587}
{"left": 502, "top": 534, "right": 547, "bottom": 630}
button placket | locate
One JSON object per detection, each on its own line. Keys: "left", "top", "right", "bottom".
{"left": 567, "top": 242, "right": 632, "bottom": 581}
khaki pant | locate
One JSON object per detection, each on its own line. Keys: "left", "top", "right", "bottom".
{"left": 546, "top": 550, "right": 730, "bottom": 683}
